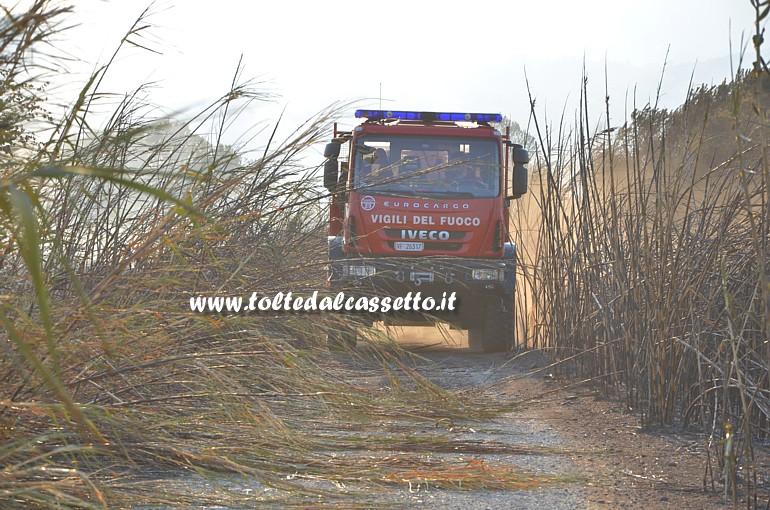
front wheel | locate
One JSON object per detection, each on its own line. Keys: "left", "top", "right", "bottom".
{"left": 467, "top": 298, "right": 515, "bottom": 353}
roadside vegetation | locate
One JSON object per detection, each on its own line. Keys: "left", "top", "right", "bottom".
{"left": 0, "top": 2, "right": 564, "bottom": 508}
{"left": 511, "top": 2, "right": 770, "bottom": 507}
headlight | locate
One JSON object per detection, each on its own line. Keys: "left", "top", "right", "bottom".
{"left": 344, "top": 264, "right": 376, "bottom": 277}
{"left": 472, "top": 268, "right": 504, "bottom": 281}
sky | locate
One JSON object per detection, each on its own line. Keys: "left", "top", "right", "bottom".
{"left": 39, "top": 0, "right": 764, "bottom": 160}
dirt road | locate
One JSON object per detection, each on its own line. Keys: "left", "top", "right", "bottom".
{"left": 363, "top": 326, "right": 743, "bottom": 509}
{"left": 134, "top": 327, "right": 753, "bottom": 509}
{"left": 361, "top": 328, "right": 588, "bottom": 508}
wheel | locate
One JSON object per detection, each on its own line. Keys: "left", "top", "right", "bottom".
{"left": 467, "top": 298, "right": 515, "bottom": 353}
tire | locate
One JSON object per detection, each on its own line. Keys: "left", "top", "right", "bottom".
{"left": 467, "top": 298, "right": 515, "bottom": 353}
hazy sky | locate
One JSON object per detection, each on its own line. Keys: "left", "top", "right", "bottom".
{"left": 49, "top": 1, "right": 762, "bottom": 157}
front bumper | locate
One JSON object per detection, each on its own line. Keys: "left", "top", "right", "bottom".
{"left": 327, "top": 237, "right": 517, "bottom": 298}
{"left": 329, "top": 257, "right": 509, "bottom": 294}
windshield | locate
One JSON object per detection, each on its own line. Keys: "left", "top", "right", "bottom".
{"left": 353, "top": 135, "right": 500, "bottom": 198}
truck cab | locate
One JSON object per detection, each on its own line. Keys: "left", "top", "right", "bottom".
{"left": 324, "top": 110, "right": 529, "bottom": 352}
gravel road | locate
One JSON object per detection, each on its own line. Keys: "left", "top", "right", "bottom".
{"left": 366, "top": 327, "right": 589, "bottom": 509}
{"left": 134, "top": 326, "right": 752, "bottom": 508}
{"left": 133, "top": 327, "right": 588, "bottom": 509}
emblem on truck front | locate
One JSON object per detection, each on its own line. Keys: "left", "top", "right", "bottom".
{"left": 361, "top": 195, "right": 376, "bottom": 211}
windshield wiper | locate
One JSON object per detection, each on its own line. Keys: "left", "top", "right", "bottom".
{"left": 387, "top": 190, "right": 419, "bottom": 197}
{"left": 361, "top": 189, "right": 478, "bottom": 199}
{"left": 361, "top": 188, "right": 418, "bottom": 197}
{"left": 416, "top": 190, "right": 476, "bottom": 198}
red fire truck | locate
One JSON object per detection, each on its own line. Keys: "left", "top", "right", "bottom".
{"left": 324, "top": 110, "right": 529, "bottom": 352}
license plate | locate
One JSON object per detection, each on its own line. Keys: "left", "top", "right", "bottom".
{"left": 394, "top": 242, "right": 424, "bottom": 252}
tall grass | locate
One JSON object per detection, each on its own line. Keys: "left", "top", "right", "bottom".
{"left": 511, "top": 4, "right": 770, "bottom": 506}
{"left": 0, "top": 2, "right": 566, "bottom": 508}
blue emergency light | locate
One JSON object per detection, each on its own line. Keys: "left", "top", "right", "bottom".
{"left": 355, "top": 110, "right": 503, "bottom": 123}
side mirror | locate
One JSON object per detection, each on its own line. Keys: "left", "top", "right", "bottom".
{"left": 324, "top": 141, "right": 341, "bottom": 158}
{"left": 323, "top": 141, "right": 343, "bottom": 190}
{"left": 506, "top": 144, "right": 529, "bottom": 200}
{"left": 512, "top": 144, "right": 529, "bottom": 164}
{"left": 324, "top": 159, "right": 339, "bottom": 190}
{"left": 511, "top": 163, "right": 528, "bottom": 198}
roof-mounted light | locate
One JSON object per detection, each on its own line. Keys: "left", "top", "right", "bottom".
{"left": 355, "top": 110, "right": 502, "bottom": 123}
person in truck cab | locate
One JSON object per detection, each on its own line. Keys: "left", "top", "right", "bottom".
{"left": 359, "top": 147, "right": 392, "bottom": 186}
{"left": 371, "top": 148, "right": 390, "bottom": 175}
{"left": 449, "top": 151, "right": 489, "bottom": 192}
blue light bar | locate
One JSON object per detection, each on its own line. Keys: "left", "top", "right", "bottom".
{"left": 355, "top": 110, "right": 502, "bottom": 123}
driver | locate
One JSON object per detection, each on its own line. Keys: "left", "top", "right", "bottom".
{"left": 450, "top": 152, "right": 488, "bottom": 191}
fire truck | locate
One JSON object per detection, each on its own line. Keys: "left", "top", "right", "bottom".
{"left": 323, "top": 110, "right": 529, "bottom": 352}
